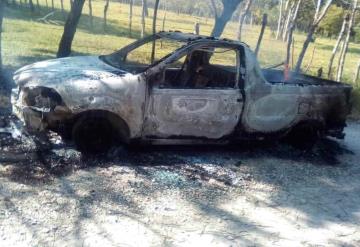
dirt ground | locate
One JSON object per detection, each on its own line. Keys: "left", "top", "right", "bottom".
{"left": 0, "top": 112, "right": 360, "bottom": 246}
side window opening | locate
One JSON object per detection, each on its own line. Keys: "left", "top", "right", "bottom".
{"left": 160, "top": 46, "right": 240, "bottom": 89}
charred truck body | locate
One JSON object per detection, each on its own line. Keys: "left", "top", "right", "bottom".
{"left": 12, "top": 32, "right": 352, "bottom": 152}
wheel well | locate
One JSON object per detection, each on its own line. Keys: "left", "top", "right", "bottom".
{"left": 285, "top": 120, "right": 324, "bottom": 141}
{"left": 289, "top": 120, "right": 324, "bottom": 133}
{"left": 72, "top": 110, "right": 131, "bottom": 143}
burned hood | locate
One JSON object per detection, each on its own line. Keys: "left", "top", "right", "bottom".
{"left": 13, "top": 56, "right": 130, "bottom": 88}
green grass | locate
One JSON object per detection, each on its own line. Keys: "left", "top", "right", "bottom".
{"left": 3, "top": 0, "right": 360, "bottom": 117}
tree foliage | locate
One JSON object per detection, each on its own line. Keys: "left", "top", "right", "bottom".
{"left": 318, "top": 5, "right": 344, "bottom": 37}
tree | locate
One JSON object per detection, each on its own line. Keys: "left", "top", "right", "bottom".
{"left": 141, "top": 0, "right": 146, "bottom": 38}
{"left": 103, "top": 0, "right": 110, "bottom": 31}
{"left": 210, "top": 0, "right": 243, "bottom": 37}
{"left": 282, "top": 0, "right": 302, "bottom": 42}
{"left": 255, "top": 14, "right": 267, "bottom": 57}
{"left": 317, "top": 5, "right": 344, "bottom": 37}
{"left": 88, "top": 0, "right": 93, "bottom": 29}
{"left": 285, "top": 24, "right": 295, "bottom": 80}
{"left": 276, "top": 0, "right": 285, "bottom": 40}
{"left": 57, "top": 0, "right": 86, "bottom": 58}
{"left": 275, "top": 0, "right": 302, "bottom": 42}
{"left": 336, "top": 0, "right": 358, "bottom": 81}
{"left": 51, "top": 0, "right": 54, "bottom": 11}
{"left": 294, "top": 0, "right": 333, "bottom": 73}
{"left": 143, "top": 0, "right": 149, "bottom": 17}
{"left": 29, "top": 0, "right": 35, "bottom": 12}
{"left": 327, "top": 13, "right": 349, "bottom": 79}
{"left": 354, "top": 59, "right": 360, "bottom": 85}
{"left": 237, "top": 0, "right": 252, "bottom": 41}
{"left": 0, "top": 0, "right": 4, "bottom": 77}
{"left": 60, "top": 0, "right": 66, "bottom": 19}
{"left": 151, "top": 0, "right": 160, "bottom": 63}
{"left": 128, "top": 0, "right": 133, "bottom": 36}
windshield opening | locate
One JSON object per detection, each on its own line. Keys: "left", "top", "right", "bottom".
{"left": 100, "top": 36, "right": 187, "bottom": 74}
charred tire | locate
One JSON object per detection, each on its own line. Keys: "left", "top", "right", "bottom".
{"left": 285, "top": 123, "right": 320, "bottom": 149}
{"left": 72, "top": 115, "right": 116, "bottom": 154}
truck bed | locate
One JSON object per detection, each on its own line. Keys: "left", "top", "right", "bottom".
{"left": 262, "top": 69, "right": 345, "bottom": 86}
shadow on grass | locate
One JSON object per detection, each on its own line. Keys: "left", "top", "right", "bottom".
{"left": 317, "top": 43, "right": 360, "bottom": 54}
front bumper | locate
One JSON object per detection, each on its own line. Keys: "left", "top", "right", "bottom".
{"left": 11, "top": 87, "right": 73, "bottom": 133}
{"left": 12, "top": 87, "right": 48, "bottom": 132}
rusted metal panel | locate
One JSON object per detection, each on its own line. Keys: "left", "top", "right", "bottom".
{"left": 143, "top": 88, "right": 243, "bottom": 139}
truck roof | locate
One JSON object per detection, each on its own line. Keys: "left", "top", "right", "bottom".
{"left": 157, "top": 31, "right": 247, "bottom": 47}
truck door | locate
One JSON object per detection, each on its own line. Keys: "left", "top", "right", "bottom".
{"left": 143, "top": 45, "right": 244, "bottom": 139}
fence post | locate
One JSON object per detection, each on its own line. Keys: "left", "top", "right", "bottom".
{"left": 194, "top": 22, "right": 200, "bottom": 35}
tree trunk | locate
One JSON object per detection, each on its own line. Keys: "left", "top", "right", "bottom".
{"left": 45, "top": 0, "right": 48, "bottom": 8}
{"left": 281, "top": 1, "right": 294, "bottom": 41}
{"left": 61, "top": 0, "right": 66, "bottom": 19}
{"left": 29, "top": 0, "right": 34, "bottom": 12}
{"left": 128, "top": 0, "right": 133, "bottom": 36}
{"left": 209, "top": 0, "right": 218, "bottom": 19}
{"left": 336, "top": 38, "right": 346, "bottom": 77}
{"left": 327, "top": 14, "right": 349, "bottom": 79}
{"left": 36, "top": 0, "right": 40, "bottom": 11}
{"left": 162, "top": 11, "right": 166, "bottom": 31}
{"left": 284, "top": 24, "right": 294, "bottom": 80}
{"left": 295, "top": 0, "right": 333, "bottom": 73}
{"left": 88, "top": 0, "right": 93, "bottom": 29}
{"left": 143, "top": 0, "right": 148, "bottom": 17}
{"left": 276, "top": 0, "right": 283, "bottom": 40}
{"left": 336, "top": 0, "right": 357, "bottom": 82}
{"left": 211, "top": 0, "right": 243, "bottom": 38}
{"left": 295, "top": 26, "right": 315, "bottom": 73}
{"left": 141, "top": 0, "right": 146, "bottom": 38}
{"left": 354, "top": 59, "right": 360, "bottom": 85}
{"left": 282, "top": 0, "right": 301, "bottom": 42}
{"left": 277, "top": 0, "right": 290, "bottom": 40}
{"left": 57, "top": 0, "right": 86, "bottom": 58}
{"left": 51, "top": 0, "right": 54, "bottom": 11}
{"left": 194, "top": 22, "right": 200, "bottom": 35}
{"left": 103, "top": 0, "right": 110, "bottom": 31}
{"left": 255, "top": 14, "right": 267, "bottom": 57}
{"left": 160, "top": 10, "right": 166, "bottom": 48}
{"left": 0, "top": 0, "right": 4, "bottom": 76}
{"left": 304, "top": 45, "right": 316, "bottom": 73}
{"left": 150, "top": 0, "right": 160, "bottom": 63}
{"left": 237, "top": 0, "right": 252, "bottom": 41}
{"left": 286, "top": 26, "right": 294, "bottom": 65}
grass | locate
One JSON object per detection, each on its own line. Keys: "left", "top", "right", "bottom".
{"left": 2, "top": 0, "right": 360, "bottom": 116}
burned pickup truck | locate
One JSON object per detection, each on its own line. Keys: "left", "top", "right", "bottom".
{"left": 12, "top": 32, "right": 352, "bottom": 153}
